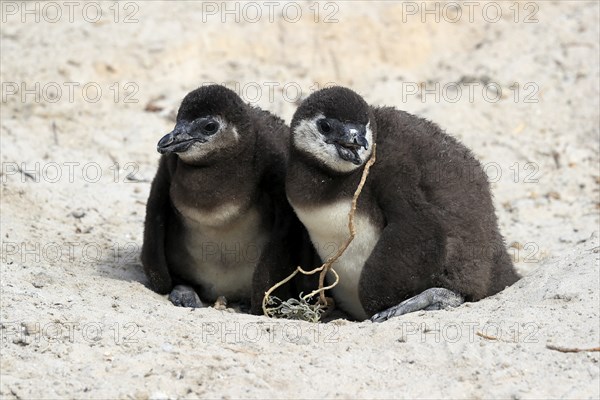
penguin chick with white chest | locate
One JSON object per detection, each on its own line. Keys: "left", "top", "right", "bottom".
{"left": 142, "top": 85, "right": 303, "bottom": 314}
{"left": 286, "top": 86, "right": 520, "bottom": 322}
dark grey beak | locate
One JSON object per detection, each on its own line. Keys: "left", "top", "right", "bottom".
{"left": 325, "top": 123, "right": 368, "bottom": 165}
{"left": 157, "top": 121, "right": 206, "bottom": 154}
{"left": 342, "top": 123, "right": 369, "bottom": 150}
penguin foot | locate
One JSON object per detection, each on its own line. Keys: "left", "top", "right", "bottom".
{"left": 370, "top": 288, "right": 464, "bottom": 322}
{"left": 168, "top": 285, "right": 203, "bottom": 308}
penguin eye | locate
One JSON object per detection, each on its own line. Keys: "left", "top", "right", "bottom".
{"left": 202, "top": 120, "right": 219, "bottom": 135}
{"left": 318, "top": 119, "right": 332, "bottom": 134}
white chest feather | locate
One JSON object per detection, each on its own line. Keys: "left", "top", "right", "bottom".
{"left": 175, "top": 203, "right": 269, "bottom": 301}
{"left": 292, "top": 200, "right": 381, "bottom": 320}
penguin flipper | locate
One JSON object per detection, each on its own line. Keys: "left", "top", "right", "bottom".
{"left": 250, "top": 176, "right": 297, "bottom": 315}
{"left": 370, "top": 288, "right": 464, "bottom": 322}
{"left": 250, "top": 234, "right": 294, "bottom": 315}
{"left": 249, "top": 121, "right": 294, "bottom": 315}
{"left": 141, "top": 155, "right": 175, "bottom": 294}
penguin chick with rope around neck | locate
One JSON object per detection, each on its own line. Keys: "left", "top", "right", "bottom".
{"left": 286, "top": 86, "right": 520, "bottom": 322}
{"left": 141, "top": 84, "right": 309, "bottom": 314}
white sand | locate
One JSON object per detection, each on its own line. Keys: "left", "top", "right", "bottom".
{"left": 1, "top": 1, "right": 599, "bottom": 398}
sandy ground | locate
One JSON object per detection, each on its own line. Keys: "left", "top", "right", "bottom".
{"left": 1, "top": 1, "right": 599, "bottom": 398}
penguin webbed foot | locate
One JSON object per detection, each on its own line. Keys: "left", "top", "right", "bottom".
{"left": 370, "top": 287, "right": 464, "bottom": 322}
{"left": 168, "top": 285, "right": 204, "bottom": 308}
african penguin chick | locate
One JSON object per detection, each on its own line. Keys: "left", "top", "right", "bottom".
{"left": 286, "top": 86, "right": 520, "bottom": 322}
{"left": 141, "top": 84, "right": 306, "bottom": 314}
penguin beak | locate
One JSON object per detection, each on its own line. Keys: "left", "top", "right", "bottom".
{"left": 325, "top": 123, "right": 369, "bottom": 165}
{"left": 157, "top": 121, "right": 207, "bottom": 154}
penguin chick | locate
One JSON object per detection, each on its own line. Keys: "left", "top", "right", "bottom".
{"left": 286, "top": 86, "right": 520, "bottom": 322}
{"left": 141, "top": 84, "right": 304, "bottom": 314}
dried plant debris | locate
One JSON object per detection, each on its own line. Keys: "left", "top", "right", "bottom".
{"left": 263, "top": 296, "right": 326, "bottom": 324}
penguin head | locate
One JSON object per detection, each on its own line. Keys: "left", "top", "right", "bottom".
{"left": 290, "top": 86, "right": 374, "bottom": 174}
{"left": 157, "top": 85, "right": 250, "bottom": 164}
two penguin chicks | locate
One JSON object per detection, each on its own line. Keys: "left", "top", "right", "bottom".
{"left": 142, "top": 85, "right": 519, "bottom": 323}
